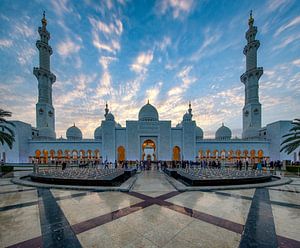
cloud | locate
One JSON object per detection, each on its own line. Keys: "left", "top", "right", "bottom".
{"left": 274, "top": 16, "right": 300, "bottom": 37}
{"left": 99, "top": 56, "right": 116, "bottom": 69}
{"left": 89, "top": 16, "right": 123, "bottom": 54}
{"left": 14, "top": 22, "right": 35, "bottom": 38}
{"left": 130, "top": 51, "right": 154, "bottom": 73}
{"left": 156, "top": 36, "right": 171, "bottom": 51}
{"left": 17, "top": 47, "right": 36, "bottom": 65}
{"left": 292, "top": 59, "right": 300, "bottom": 67}
{"left": 266, "top": 0, "right": 293, "bottom": 12}
{"left": 167, "top": 65, "right": 197, "bottom": 97}
{"left": 51, "top": 0, "right": 73, "bottom": 16}
{"left": 190, "top": 28, "right": 222, "bottom": 61}
{"left": 157, "top": 0, "right": 195, "bottom": 19}
{"left": 146, "top": 82, "right": 163, "bottom": 102}
{"left": 0, "top": 39, "right": 13, "bottom": 48}
{"left": 273, "top": 33, "right": 300, "bottom": 49}
{"left": 57, "top": 38, "right": 81, "bottom": 57}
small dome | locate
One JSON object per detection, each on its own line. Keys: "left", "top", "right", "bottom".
{"left": 39, "top": 127, "right": 56, "bottom": 139}
{"left": 106, "top": 112, "right": 115, "bottom": 121}
{"left": 94, "top": 126, "right": 102, "bottom": 140}
{"left": 183, "top": 112, "right": 192, "bottom": 122}
{"left": 66, "top": 124, "right": 82, "bottom": 140}
{"left": 195, "top": 126, "right": 204, "bottom": 139}
{"left": 138, "top": 102, "right": 159, "bottom": 121}
{"left": 215, "top": 123, "right": 232, "bottom": 140}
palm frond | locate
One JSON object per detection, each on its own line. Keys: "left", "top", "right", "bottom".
{"left": 281, "top": 118, "right": 300, "bottom": 154}
{"left": 0, "top": 131, "right": 15, "bottom": 149}
{"left": 0, "top": 125, "right": 15, "bottom": 136}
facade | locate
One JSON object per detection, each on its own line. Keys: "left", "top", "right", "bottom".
{"left": 1, "top": 12, "right": 299, "bottom": 164}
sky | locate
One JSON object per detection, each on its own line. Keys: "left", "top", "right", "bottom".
{"left": 0, "top": 0, "right": 300, "bottom": 139}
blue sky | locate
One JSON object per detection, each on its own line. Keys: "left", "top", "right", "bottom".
{"left": 0, "top": 0, "right": 299, "bottom": 138}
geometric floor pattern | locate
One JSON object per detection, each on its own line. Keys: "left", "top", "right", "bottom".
{"left": 0, "top": 171, "right": 300, "bottom": 248}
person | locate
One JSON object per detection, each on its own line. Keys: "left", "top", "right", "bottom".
{"left": 104, "top": 161, "right": 109, "bottom": 169}
{"left": 0, "top": 159, "right": 4, "bottom": 166}
{"left": 239, "top": 160, "right": 243, "bottom": 170}
{"left": 62, "top": 161, "right": 66, "bottom": 170}
{"left": 245, "top": 160, "right": 249, "bottom": 171}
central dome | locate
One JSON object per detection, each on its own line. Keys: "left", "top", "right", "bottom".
{"left": 138, "top": 102, "right": 159, "bottom": 121}
{"left": 66, "top": 124, "right": 82, "bottom": 140}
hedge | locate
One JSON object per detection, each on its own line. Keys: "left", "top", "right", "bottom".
{"left": 286, "top": 166, "right": 300, "bottom": 173}
{"left": 0, "top": 165, "right": 14, "bottom": 173}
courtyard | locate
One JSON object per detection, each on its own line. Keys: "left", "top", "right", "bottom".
{"left": 0, "top": 170, "right": 299, "bottom": 248}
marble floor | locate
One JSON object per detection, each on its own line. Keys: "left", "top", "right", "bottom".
{"left": 0, "top": 171, "right": 299, "bottom": 248}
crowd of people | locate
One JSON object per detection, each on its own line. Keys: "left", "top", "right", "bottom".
{"left": 31, "top": 157, "right": 287, "bottom": 173}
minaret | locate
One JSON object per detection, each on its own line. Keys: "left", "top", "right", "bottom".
{"left": 33, "top": 11, "right": 56, "bottom": 139}
{"left": 240, "top": 11, "right": 263, "bottom": 139}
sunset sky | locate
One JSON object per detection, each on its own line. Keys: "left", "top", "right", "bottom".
{"left": 0, "top": 0, "right": 299, "bottom": 138}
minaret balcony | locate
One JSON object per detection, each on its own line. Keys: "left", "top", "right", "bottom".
{"left": 33, "top": 67, "right": 56, "bottom": 83}
{"left": 36, "top": 40, "right": 53, "bottom": 55}
{"left": 240, "top": 67, "right": 263, "bottom": 83}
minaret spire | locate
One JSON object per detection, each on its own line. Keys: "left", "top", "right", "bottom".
{"left": 248, "top": 10, "right": 254, "bottom": 27}
{"left": 188, "top": 101, "right": 192, "bottom": 116}
{"left": 240, "top": 11, "right": 263, "bottom": 139}
{"left": 104, "top": 102, "right": 109, "bottom": 117}
{"left": 33, "top": 11, "right": 56, "bottom": 139}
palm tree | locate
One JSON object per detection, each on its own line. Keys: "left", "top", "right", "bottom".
{"left": 280, "top": 119, "right": 300, "bottom": 154}
{"left": 0, "top": 109, "right": 15, "bottom": 149}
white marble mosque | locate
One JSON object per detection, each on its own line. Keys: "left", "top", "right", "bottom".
{"left": 1, "top": 12, "right": 299, "bottom": 164}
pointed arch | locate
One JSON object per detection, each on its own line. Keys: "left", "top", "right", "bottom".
{"left": 35, "top": 150, "right": 41, "bottom": 159}
{"left": 50, "top": 150, "right": 55, "bottom": 159}
{"left": 220, "top": 149, "right": 226, "bottom": 159}
{"left": 236, "top": 150, "right": 241, "bottom": 159}
{"left": 42, "top": 150, "right": 48, "bottom": 164}
{"left": 87, "top": 150, "right": 92, "bottom": 159}
{"left": 94, "top": 149, "right": 100, "bottom": 159}
{"left": 198, "top": 150, "right": 203, "bottom": 159}
{"left": 117, "top": 146, "right": 126, "bottom": 162}
{"left": 57, "top": 150, "right": 63, "bottom": 160}
{"left": 172, "top": 146, "right": 181, "bottom": 161}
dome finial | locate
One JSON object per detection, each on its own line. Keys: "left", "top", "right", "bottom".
{"left": 222, "top": 122, "right": 224, "bottom": 126}
{"left": 188, "top": 101, "right": 192, "bottom": 116}
{"left": 248, "top": 10, "right": 254, "bottom": 27}
{"left": 41, "top": 10, "right": 47, "bottom": 28}
{"left": 105, "top": 101, "right": 109, "bottom": 117}
{"left": 73, "top": 123, "right": 75, "bottom": 127}
{"left": 147, "top": 99, "right": 149, "bottom": 104}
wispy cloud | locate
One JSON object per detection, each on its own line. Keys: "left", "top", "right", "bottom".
{"left": 292, "top": 59, "right": 300, "bottom": 67}
{"left": 273, "top": 33, "right": 300, "bottom": 49}
{"left": 156, "top": 0, "right": 195, "bottom": 19}
{"left": 130, "top": 50, "right": 154, "bottom": 73}
{"left": 0, "top": 39, "right": 13, "bottom": 48}
{"left": 190, "top": 28, "right": 222, "bottom": 61}
{"left": 57, "top": 38, "right": 81, "bottom": 57}
{"left": 168, "top": 65, "right": 196, "bottom": 96}
{"left": 89, "top": 16, "right": 123, "bottom": 54}
{"left": 266, "top": 0, "right": 293, "bottom": 12}
{"left": 274, "top": 15, "right": 300, "bottom": 36}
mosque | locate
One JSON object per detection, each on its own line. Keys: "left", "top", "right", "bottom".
{"left": 1, "top": 12, "right": 299, "bottom": 164}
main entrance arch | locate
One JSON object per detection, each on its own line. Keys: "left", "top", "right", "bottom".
{"left": 142, "top": 139, "right": 156, "bottom": 161}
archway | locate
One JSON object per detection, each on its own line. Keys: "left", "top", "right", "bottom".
{"left": 43, "top": 150, "right": 48, "bottom": 164}
{"left": 35, "top": 150, "right": 41, "bottom": 163}
{"left": 117, "top": 146, "right": 126, "bottom": 162}
{"left": 142, "top": 139, "right": 156, "bottom": 161}
{"left": 172, "top": 146, "right": 181, "bottom": 161}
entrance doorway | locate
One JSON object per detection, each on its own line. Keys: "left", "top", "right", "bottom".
{"left": 142, "top": 139, "right": 156, "bottom": 161}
